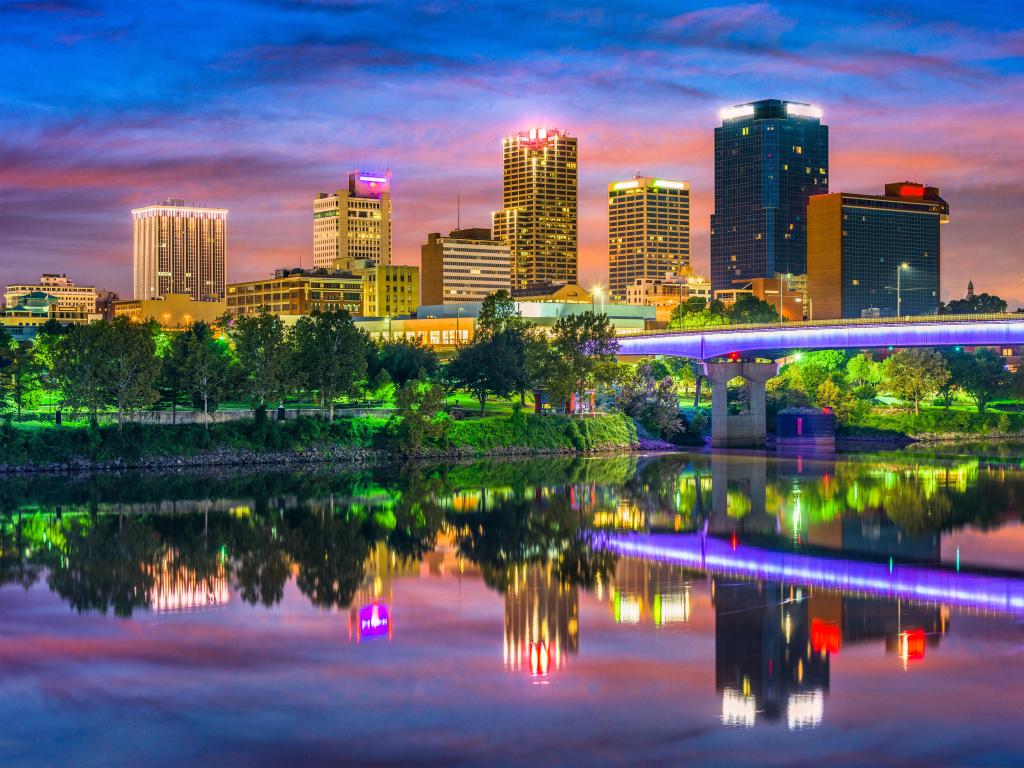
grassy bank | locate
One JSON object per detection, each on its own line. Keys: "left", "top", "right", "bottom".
{"left": 841, "top": 407, "right": 1024, "bottom": 441}
{"left": 0, "top": 412, "right": 639, "bottom": 470}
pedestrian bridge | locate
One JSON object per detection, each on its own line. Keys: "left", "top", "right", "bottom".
{"left": 617, "top": 314, "right": 1024, "bottom": 362}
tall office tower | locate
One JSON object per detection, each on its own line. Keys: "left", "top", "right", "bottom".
{"left": 493, "top": 128, "right": 578, "bottom": 292}
{"left": 710, "top": 99, "right": 828, "bottom": 292}
{"left": 607, "top": 175, "right": 691, "bottom": 302}
{"left": 420, "top": 228, "right": 512, "bottom": 305}
{"left": 132, "top": 199, "right": 228, "bottom": 301}
{"left": 807, "top": 182, "right": 948, "bottom": 320}
{"left": 314, "top": 171, "right": 393, "bottom": 270}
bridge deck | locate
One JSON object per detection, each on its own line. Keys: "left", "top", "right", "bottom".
{"left": 616, "top": 314, "right": 1024, "bottom": 361}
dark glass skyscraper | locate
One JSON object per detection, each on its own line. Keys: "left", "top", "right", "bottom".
{"left": 807, "top": 182, "right": 949, "bottom": 319}
{"left": 711, "top": 99, "right": 829, "bottom": 292}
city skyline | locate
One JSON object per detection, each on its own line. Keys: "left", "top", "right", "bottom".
{"left": 2, "top": 2, "right": 1022, "bottom": 304}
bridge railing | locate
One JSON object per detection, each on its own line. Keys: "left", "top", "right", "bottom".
{"left": 617, "top": 312, "right": 1024, "bottom": 338}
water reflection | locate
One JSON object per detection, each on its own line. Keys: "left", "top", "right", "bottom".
{"left": 1, "top": 452, "right": 1023, "bottom": 750}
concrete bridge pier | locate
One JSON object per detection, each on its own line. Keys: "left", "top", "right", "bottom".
{"left": 703, "top": 361, "right": 779, "bottom": 448}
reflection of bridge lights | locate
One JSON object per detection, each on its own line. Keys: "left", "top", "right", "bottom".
{"left": 529, "top": 641, "right": 550, "bottom": 676}
{"left": 899, "top": 628, "right": 926, "bottom": 668}
{"left": 722, "top": 688, "right": 756, "bottom": 727}
{"left": 787, "top": 690, "right": 824, "bottom": 730}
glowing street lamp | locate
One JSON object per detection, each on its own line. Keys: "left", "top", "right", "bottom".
{"left": 591, "top": 285, "right": 604, "bottom": 314}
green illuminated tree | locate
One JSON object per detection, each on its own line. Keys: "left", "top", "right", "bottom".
{"left": 229, "top": 309, "right": 291, "bottom": 421}
{"left": 180, "top": 322, "right": 236, "bottom": 427}
{"left": 883, "top": 348, "right": 950, "bottom": 414}
{"left": 533, "top": 312, "right": 619, "bottom": 409}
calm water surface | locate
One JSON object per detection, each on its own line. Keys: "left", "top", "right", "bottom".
{"left": 1, "top": 450, "right": 1023, "bottom": 767}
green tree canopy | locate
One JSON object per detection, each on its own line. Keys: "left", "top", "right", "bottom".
{"left": 882, "top": 348, "right": 950, "bottom": 414}
{"left": 448, "top": 328, "right": 529, "bottom": 414}
{"left": 476, "top": 290, "right": 529, "bottom": 339}
{"left": 180, "top": 321, "right": 236, "bottom": 427}
{"left": 369, "top": 337, "right": 439, "bottom": 386}
{"left": 292, "top": 311, "right": 368, "bottom": 421}
{"left": 533, "top": 312, "right": 619, "bottom": 409}
{"left": 943, "top": 292, "right": 1007, "bottom": 315}
{"left": 726, "top": 294, "right": 779, "bottom": 324}
{"left": 946, "top": 347, "right": 1008, "bottom": 413}
{"left": 228, "top": 310, "right": 291, "bottom": 419}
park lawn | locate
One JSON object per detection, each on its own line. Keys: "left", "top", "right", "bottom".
{"left": 844, "top": 403, "right": 1024, "bottom": 437}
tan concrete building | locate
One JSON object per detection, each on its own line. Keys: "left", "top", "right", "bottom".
{"left": 314, "top": 171, "right": 392, "bottom": 270}
{"left": 751, "top": 275, "right": 806, "bottom": 321}
{"left": 132, "top": 199, "right": 227, "bottom": 301}
{"left": 625, "top": 273, "right": 710, "bottom": 323}
{"left": 421, "top": 228, "right": 511, "bottom": 305}
{"left": 113, "top": 294, "right": 226, "bottom": 330}
{"left": 493, "top": 128, "right": 578, "bottom": 291}
{"left": 4, "top": 274, "right": 98, "bottom": 313}
{"left": 511, "top": 281, "right": 593, "bottom": 304}
{"left": 226, "top": 269, "right": 364, "bottom": 318}
{"left": 608, "top": 176, "right": 691, "bottom": 302}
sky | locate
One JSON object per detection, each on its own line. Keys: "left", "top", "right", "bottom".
{"left": 1, "top": 0, "right": 1023, "bottom": 304}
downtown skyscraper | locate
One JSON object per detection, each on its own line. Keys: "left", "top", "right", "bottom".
{"left": 493, "top": 128, "right": 578, "bottom": 292}
{"left": 607, "top": 175, "right": 691, "bottom": 302}
{"left": 132, "top": 199, "right": 228, "bottom": 301}
{"left": 710, "top": 99, "right": 828, "bottom": 291}
{"left": 314, "top": 171, "right": 393, "bottom": 270}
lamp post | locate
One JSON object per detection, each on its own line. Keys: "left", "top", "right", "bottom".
{"left": 456, "top": 306, "right": 463, "bottom": 346}
{"left": 896, "top": 263, "right": 909, "bottom": 319}
{"left": 778, "top": 273, "right": 791, "bottom": 323}
{"left": 591, "top": 286, "right": 604, "bottom": 314}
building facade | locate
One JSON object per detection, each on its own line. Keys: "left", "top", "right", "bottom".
{"left": 420, "top": 228, "right": 511, "bottom": 305}
{"left": 132, "top": 199, "right": 228, "bottom": 301}
{"left": 4, "top": 274, "right": 97, "bottom": 313}
{"left": 493, "top": 128, "right": 578, "bottom": 292}
{"left": 313, "top": 171, "right": 392, "bottom": 270}
{"left": 112, "top": 294, "right": 226, "bottom": 330}
{"left": 711, "top": 100, "right": 828, "bottom": 291}
{"left": 608, "top": 176, "right": 691, "bottom": 301}
{"left": 807, "top": 183, "right": 948, "bottom": 319}
{"left": 226, "top": 269, "right": 364, "bottom": 318}
{"left": 625, "top": 273, "right": 710, "bottom": 323}
{"left": 360, "top": 263, "right": 419, "bottom": 318}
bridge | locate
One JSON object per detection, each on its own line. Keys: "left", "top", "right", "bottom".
{"left": 602, "top": 532, "right": 1024, "bottom": 617}
{"left": 616, "top": 314, "right": 1024, "bottom": 447}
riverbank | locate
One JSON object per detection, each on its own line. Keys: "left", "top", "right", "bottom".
{"left": 0, "top": 412, "right": 642, "bottom": 473}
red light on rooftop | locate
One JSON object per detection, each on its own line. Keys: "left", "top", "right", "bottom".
{"left": 898, "top": 185, "right": 926, "bottom": 198}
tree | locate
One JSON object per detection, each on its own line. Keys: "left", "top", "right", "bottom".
{"left": 103, "top": 318, "right": 162, "bottom": 429}
{"left": 369, "top": 338, "right": 438, "bottom": 386}
{"left": 845, "top": 352, "right": 882, "bottom": 390}
{"left": 292, "top": 311, "right": 368, "bottom": 421}
{"left": 0, "top": 332, "right": 42, "bottom": 419}
{"left": 943, "top": 292, "right": 1007, "bottom": 315}
{"left": 614, "top": 363, "right": 681, "bottom": 439}
{"left": 388, "top": 380, "right": 448, "bottom": 451}
{"left": 157, "top": 328, "right": 192, "bottom": 423}
{"left": 476, "top": 290, "right": 529, "bottom": 339}
{"left": 947, "top": 347, "right": 1008, "bottom": 414}
{"left": 181, "top": 322, "right": 236, "bottom": 427}
{"left": 882, "top": 349, "right": 950, "bottom": 414}
{"left": 669, "top": 299, "right": 728, "bottom": 330}
{"left": 229, "top": 310, "right": 291, "bottom": 421}
{"left": 51, "top": 322, "right": 113, "bottom": 425}
{"left": 448, "top": 328, "right": 529, "bottom": 415}
{"left": 534, "top": 312, "right": 619, "bottom": 410}
{"left": 726, "top": 294, "right": 779, "bottom": 324}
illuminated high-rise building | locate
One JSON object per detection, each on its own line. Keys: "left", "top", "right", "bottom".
{"left": 807, "top": 182, "right": 948, "bottom": 319}
{"left": 493, "top": 128, "right": 578, "bottom": 292}
{"left": 420, "top": 228, "right": 511, "bottom": 305}
{"left": 711, "top": 99, "right": 828, "bottom": 292}
{"left": 608, "top": 175, "right": 691, "bottom": 302}
{"left": 131, "top": 199, "right": 228, "bottom": 301}
{"left": 314, "top": 171, "right": 393, "bottom": 270}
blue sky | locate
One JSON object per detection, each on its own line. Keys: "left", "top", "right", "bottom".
{"left": 2, "top": 0, "right": 1022, "bottom": 301}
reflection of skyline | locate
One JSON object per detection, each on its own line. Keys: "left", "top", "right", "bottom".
{"left": 601, "top": 556, "right": 697, "bottom": 627}
{"left": 504, "top": 563, "right": 579, "bottom": 677}
{"left": 147, "top": 550, "right": 230, "bottom": 613}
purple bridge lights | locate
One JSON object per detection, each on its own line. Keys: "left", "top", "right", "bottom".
{"left": 616, "top": 316, "right": 1024, "bottom": 361}
{"left": 615, "top": 316, "right": 1024, "bottom": 447}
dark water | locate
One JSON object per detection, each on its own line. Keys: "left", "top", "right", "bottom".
{"left": 1, "top": 451, "right": 1023, "bottom": 767}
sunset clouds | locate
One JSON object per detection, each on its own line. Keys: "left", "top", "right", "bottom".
{"left": 1, "top": 1, "right": 1022, "bottom": 302}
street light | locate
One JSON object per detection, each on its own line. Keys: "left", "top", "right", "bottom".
{"left": 591, "top": 286, "right": 604, "bottom": 314}
{"left": 897, "top": 263, "right": 910, "bottom": 318}
{"left": 778, "top": 273, "right": 792, "bottom": 323}
{"left": 456, "top": 306, "right": 464, "bottom": 345}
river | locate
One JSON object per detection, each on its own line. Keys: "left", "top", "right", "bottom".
{"left": 1, "top": 449, "right": 1022, "bottom": 766}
